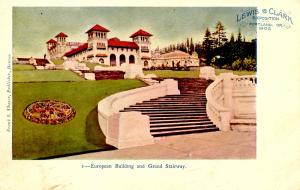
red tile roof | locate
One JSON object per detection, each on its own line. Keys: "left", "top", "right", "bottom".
{"left": 64, "top": 43, "right": 88, "bottom": 57}
{"left": 46, "top": 39, "right": 57, "bottom": 43}
{"left": 130, "top": 29, "right": 152, "bottom": 38}
{"left": 55, "top": 32, "right": 68, "bottom": 38}
{"left": 86, "top": 24, "right": 110, "bottom": 33}
{"left": 35, "top": 58, "right": 49, "bottom": 66}
{"left": 108, "top": 38, "right": 139, "bottom": 49}
{"left": 17, "top": 58, "right": 30, "bottom": 61}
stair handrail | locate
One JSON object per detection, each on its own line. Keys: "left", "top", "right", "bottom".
{"left": 98, "top": 79, "right": 180, "bottom": 136}
{"left": 206, "top": 76, "right": 230, "bottom": 130}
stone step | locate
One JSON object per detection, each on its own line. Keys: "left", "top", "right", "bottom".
{"left": 151, "top": 124, "right": 215, "bottom": 132}
{"left": 149, "top": 115, "right": 209, "bottom": 120}
{"left": 143, "top": 112, "right": 207, "bottom": 117}
{"left": 127, "top": 106, "right": 206, "bottom": 110}
{"left": 146, "top": 97, "right": 206, "bottom": 100}
{"left": 141, "top": 101, "right": 207, "bottom": 104}
{"left": 147, "top": 97, "right": 206, "bottom": 100}
{"left": 166, "top": 94, "right": 205, "bottom": 96}
{"left": 129, "top": 105, "right": 206, "bottom": 108}
{"left": 151, "top": 127, "right": 219, "bottom": 137}
{"left": 180, "top": 91, "right": 206, "bottom": 94}
{"left": 150, "top": 118, "right": 209, "bottom": 123}
{"left": 135, "top": 102, "right": 206, "bottom": 105}
{"left": 125, "top": 110, "right": 207, "bottom": 114}
{"left": 150, "top": 121, "right": 213, "bottom": 128}
{"left": 122, "top": 108, "right": 207, "bottom": 112}
{"left": 179, "top": 85, "right": 208, "bottom": 87}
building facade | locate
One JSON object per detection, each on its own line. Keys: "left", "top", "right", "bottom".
{"left": 151, "top": 50, "right": 199, "bottom": 68}
{"left": 46, "top": 24, "right": 153, "bottom": 67}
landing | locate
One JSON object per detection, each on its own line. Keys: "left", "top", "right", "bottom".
{"left": 59, "top": 131, "right": 256, "bottom": 159}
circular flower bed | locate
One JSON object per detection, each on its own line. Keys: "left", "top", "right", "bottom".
{"left": 23, "top": 100, "right": 76, "bottom": 125}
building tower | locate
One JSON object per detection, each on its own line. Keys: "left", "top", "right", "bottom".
{"left": 130, "top": 29, "right": 152, "bottom": 67}
{"left": 55, "top": 32, "right": 68, "bottom": 58}
{"left": 46, "top": 39, "right": 57, "bottom": 59}
{"left": 85, "top": 24, "right": 110, "bottom": 63}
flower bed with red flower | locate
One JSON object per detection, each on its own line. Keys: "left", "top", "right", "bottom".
{"left": 23, "top": 100, "right": 76, "bottom": 125}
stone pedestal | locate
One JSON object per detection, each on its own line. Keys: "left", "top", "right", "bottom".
{"left": 123, "top": 64, "right": 144, "bottom": 79}
{"left": 84, "top": 73, "right": 95, "bottom": 80}
{"left": 219, "top": 111, "right": 231, "bottom": 131}
{"left": 160, "top": 79, "right": 180, "bottom": 95}
{"left": 199, "top": 66, "right": 216, "bottom": 80}
{"left": 106, "top": 112, "right": 154, "bottom": 149}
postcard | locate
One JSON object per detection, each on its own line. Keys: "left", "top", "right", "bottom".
{"left": 0, "top": 1, "right": 300, "bottom": 190}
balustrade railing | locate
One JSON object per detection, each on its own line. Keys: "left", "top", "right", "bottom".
{"left": 232, "top": 75, "right": 257, "bottom": 89}
{"left": 206, "top": 73, "right": 256, "bottom": 131}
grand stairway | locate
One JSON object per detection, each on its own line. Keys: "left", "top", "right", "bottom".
{"left": 120, "top": 78, "right": 219, "bottom": 137}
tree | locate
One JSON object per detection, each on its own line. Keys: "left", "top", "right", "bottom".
{"left": 229, "top": 33, "right": 235, "bottom": 43}
{"left": 186, "top": 38, "right": 190, "bottom": 53}
{"left": 212, "top": 21, "right": 228, "bottom": 48}
{"left": 202, "top": 28, "right": 214, "bottom": 65}
{"left": 190, "top": 37, "right": 195, "bottom": 55}
{"left": 237, "top": 28, "right": 242, "bottom": 43}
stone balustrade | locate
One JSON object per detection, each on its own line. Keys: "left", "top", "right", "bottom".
{"left": 232, "top": 75, "right": 257, "bottom": 89}
{"left": 206, "top": 73, "right": 257, "bottom": 131}
{"left": 97, "top": 79, "right": 180, "bottom": 149}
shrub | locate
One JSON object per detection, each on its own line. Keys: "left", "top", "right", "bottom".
{"left": 232, "top": 57, "right": 256, "bottom": 71}
{"left": 243, "top": 57, "right": 256, "bottom": 71}
{"left": 232, "top": 59, "right": 243, "bottom": 70}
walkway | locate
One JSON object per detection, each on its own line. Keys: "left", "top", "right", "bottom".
{"left": 59, "top": 131, "right": 256, "bottom": 159}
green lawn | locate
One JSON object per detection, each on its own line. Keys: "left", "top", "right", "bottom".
{"left": 51, "top": 59, "right": 64, "bottom": 65}
{"left": 13, "top": 80, "right": 146, "bottom": 159}
{"left": 215, "top": 69, "right": 256, "bottom": 76}
{"left": 13, "top": 64, "right": 35, "bottom": 71}
{"left": 84, "top": 62, "right": 109, "bottom": 71}
{"left": 13, "top": 70, "right": 85, "bottom": 82}
{"left": 144, "top": 69, "right": 256, "bottom": 78}
{"left": 49, "top": 60, "right": 109, "bottom": 71}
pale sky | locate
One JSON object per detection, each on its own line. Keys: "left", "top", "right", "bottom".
{"left": 13, "top": 7, "right": 256, "bottom": 57}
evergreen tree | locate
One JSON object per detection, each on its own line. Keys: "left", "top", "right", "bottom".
{"left": 212, "top": 21, "right": 228, "bottom": 48}
{"left": 229, "top": 33, "right": 235, "bottom": 43}
{"left": 186, "top": 38, "right": 190, "bottom": 53}
{"left": 190, "top": 37, "right": 195, "bottom": 55}
{"left": 237, "top": 28, "right": 242, "bottom": 43}
{"left": 202, "top": 28, "right": 214, "bottom": 65}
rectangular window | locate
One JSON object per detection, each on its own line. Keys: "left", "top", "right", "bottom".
{"left": 141, "top": 46, "right": 149, "bottom": 52}
{"left": 88, "top": 43, "right": 93, "bottom": 50}
{"left": 97, "top": 43, "right": 106, "bottom": 49}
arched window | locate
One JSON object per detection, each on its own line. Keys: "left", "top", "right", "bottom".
{"left": 120, "top": 54, "right": 126, "bottom": 65}
{"left": 129, "top": 55, "right": 135, "bottom": 64}
{"left": 144, "top": 60, "right": 148, "bottom": 67}
{"left": 110, "top": 54, "right": 116, "bottom": 66}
